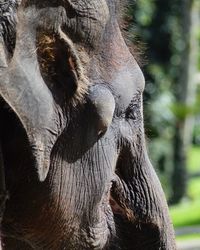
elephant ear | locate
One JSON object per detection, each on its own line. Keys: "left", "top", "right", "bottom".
{"left": 111, "top": 140, "right": 176, "bottom": 249}
{"left": 0, "top": 8, "right": 64, "bottom": 182}
{"left": 0, "top": 4, "right": 90, "bottom": 181}
{"left": 0, "top": 57, "right": 60, "bottom": 182}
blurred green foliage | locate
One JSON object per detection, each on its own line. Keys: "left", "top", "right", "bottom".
{"left": 169, "top": 147, "right": 200, "bottom": 238}
{"left": 188, "top": 178, "right": 200, "bottom": 200}
{"left": 176, "top": 234, "right": 200, "bottom": 241}
{"left": 171, "top": 89, "right": 200, "bottom": 120}
{"left": 170, "top": 199, "right": 200, "bottom": 227}
{"left": 187, "top": 146, "right": 200, "bottom": 173}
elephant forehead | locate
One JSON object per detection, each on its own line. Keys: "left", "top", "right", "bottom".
{"left": 21, "top": 0, "right": 110, "bottom": 47}
{"left": 111, "top": 62, "right": 145, "bottom": 113}
{"left": 64, "top": 0, "right": 110, "bottom": 46}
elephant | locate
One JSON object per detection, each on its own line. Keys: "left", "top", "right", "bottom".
{"left": 0, "top": 0, "right": 176, "bottom": 249}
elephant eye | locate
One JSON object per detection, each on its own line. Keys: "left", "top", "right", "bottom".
{"left": 125, "top": 104, "right": 138, "bottom": 120}
{"left": 125, "top": 97, "right": 141, "bottom": 121}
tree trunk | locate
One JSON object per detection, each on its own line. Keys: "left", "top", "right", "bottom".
{"left": 170, "top": 0, "right": 199, "bottom": 204}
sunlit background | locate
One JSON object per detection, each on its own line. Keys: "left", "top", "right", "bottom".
{"left": 126, "top": 0, "right": 200, "bottom": 249}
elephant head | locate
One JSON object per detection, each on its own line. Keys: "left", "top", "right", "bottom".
{"left": 0, "top": 0, "right": 176, "bottom": 249}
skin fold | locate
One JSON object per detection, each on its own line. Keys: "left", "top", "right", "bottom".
{"left": 0, "top": 0, "right": 176, "bottom": 249}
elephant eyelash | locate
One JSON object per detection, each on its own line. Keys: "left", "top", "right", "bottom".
{"left": 125, "top": 104, "right": 138, "bottom": 121}
{"left": 125, "top": 96, "right": 141, "bottom": 121}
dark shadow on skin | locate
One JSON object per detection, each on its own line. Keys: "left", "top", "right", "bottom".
{"left": 111, "top": 215, "right": 161, "bottom": 250}
{"left": 2, "top": 237, "right": 33, "bottom": 250}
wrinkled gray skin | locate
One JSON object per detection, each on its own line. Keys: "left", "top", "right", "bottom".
{"left": 0, "top": 0, "right": 176, "bottom": 249}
